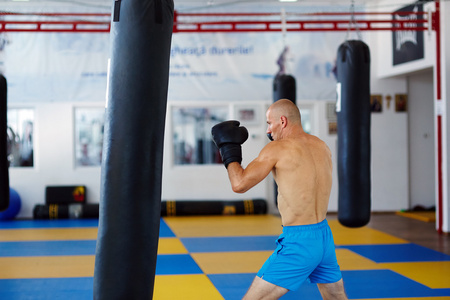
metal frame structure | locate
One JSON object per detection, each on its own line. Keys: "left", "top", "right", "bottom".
{"left": 0, "top": 8, "right": 431, "bottom": 33}
{"left": 173, "top": 11, "right": 429, "bottom": 33}
{"left": 0, "top": 2, "right": 445, "bottom": 233}
{"left": 0, "top": 12, "right": 110, "bottom": 33}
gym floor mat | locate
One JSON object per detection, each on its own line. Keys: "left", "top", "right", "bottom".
{"left": 396, "top": 211, "right": 436, "bottom": 223}
{"left": 0, "top": 215, "right": 449, "bottom": 299}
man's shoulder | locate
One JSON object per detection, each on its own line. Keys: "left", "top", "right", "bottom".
{"left": 264, "top": 139, "right": 290, "bottom": 149}
{"left": 259, "top": 140, "right": 287, "bottom": 159}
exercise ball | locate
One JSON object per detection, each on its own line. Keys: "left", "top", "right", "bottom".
{"left": 0, "top": 188, "right": 21, "bottom": 220}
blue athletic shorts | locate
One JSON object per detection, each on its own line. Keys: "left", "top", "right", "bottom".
{"left": 257, "top": 219, "right": 342, "bottom": 291}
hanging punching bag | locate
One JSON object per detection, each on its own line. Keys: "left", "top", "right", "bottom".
{"left": 336, "top": 40, "right": 371, "bottom": 228}
{"left": 0, "top": 74, "right": 9, "bottom": 212}
{"left": 273, "top": 74, "right": 296, "bottom": 103}
{"left": 272, "top": 74, "right": 296, "bottom": 207}
{"left": 93, "top": 0, "right": 173, "bottom": 299}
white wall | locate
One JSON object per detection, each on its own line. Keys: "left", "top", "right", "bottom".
{"left": 9, "top": 102, "right": 103, "bottom": 218}
{"left": 365, "top": 31, "right": 410, "bottom": 211}
{"left": 407, "top": 70, "right": 435, "bottom": 209}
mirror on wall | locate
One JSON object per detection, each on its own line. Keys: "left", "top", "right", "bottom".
{"left": 74, "top": 108, "right": 105, "bottom": 167}
{"left": 300, "top": 108, "right": 312, "bottom": 134}
{"left": 172, "top": 106, "right": 228, "bottom": 165}
{"left": 7, "top": 108, "right": 34, "bottom": 167}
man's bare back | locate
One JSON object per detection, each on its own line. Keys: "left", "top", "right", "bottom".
{"left": 272, "top": 134, "right": 333, "bottom": 226}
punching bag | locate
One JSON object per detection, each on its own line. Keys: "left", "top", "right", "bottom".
{"left": 93, "top": 0, "right": 174, "bottom": 299}
{"left": 336, "top": 40, "right": 371, "bottom": 228}
{"left": 273, "top": 74, "right": 296, "bottom": 103}
{"left": 272, "top": 74, "right": 296, "bottom": 206}
{"left": 0, "top": 74, "right": 9, "bottom": 212}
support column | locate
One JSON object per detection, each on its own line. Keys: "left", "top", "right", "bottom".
{"left": 434, "top": 0, "right": 448, "bottom": 233}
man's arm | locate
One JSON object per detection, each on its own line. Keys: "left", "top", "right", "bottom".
{"left": 227, "top": 144, "right": 278, "bottom": 193}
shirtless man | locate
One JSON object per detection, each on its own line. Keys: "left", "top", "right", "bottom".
{"left": 211, "top": 99, "right": 347, "bottom": 300}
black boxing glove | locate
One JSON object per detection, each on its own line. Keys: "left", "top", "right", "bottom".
{"left": 211, "top": 120, "right": 249, "bottom": 168}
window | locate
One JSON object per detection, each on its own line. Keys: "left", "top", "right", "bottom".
{"left": 7, "top": 108, "right": 34, "bottom": 167}
{"left": 74, "top": 108, "right": 105, "bottom": 167}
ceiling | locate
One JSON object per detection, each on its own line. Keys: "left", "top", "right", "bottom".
{"left": 0, "top": 0, "right": 371, "bottom": 3}
{"left": 0, "top": 0, "right": 416, "bottom": 10}
{"left": 0, "top": 0, "right": 421, "bottom": 12}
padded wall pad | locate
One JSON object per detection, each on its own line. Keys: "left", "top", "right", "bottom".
{"left": 0, "top": 75, "right": 9, "bottom": 212}
{"left": 33, "top": 204, "right": 99, "bottom": 219}
{"left": 93, "top": 1, "right": 174, "bottom": 299}
{"left": 45, "top": 186, "right": 86, "bottom": 204}
{"left": 336, "top": 40, "right": 371, "bottom": 228}
{"left": 161, "top": 199, "right": 267, "bottom": 216}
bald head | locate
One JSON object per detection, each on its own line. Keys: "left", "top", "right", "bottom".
{"left": 268, "top": 99, "right": 301, "bottom": 125}
{"left": 266, "top": 99, "right": 303, "bottom": 140}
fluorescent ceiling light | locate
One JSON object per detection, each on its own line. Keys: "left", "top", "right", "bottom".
{"left": 279, "top": 0, "right": 298, "bottom": 2}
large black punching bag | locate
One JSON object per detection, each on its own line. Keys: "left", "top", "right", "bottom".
{"left": 93, "top": 1, "right": 173, "bottom": 299}
{"left": 272, "top": 74, "right": 296, "bottom": 206}
{"left": 0, "top": 74, "right": 9, "bottom": 212}
{"left": 336, "top": 40, "right": 371, "bottom": 228}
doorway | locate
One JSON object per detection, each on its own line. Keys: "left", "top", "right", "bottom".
{"left": 407, "top": 69, "right": 435, "bottom": 210}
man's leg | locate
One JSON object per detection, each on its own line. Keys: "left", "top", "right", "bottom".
{"left": 317, "top": 279, "right": 348, "bottom": 300}
{"left": 242, "top": 276, "right": 288, "bottom": 300}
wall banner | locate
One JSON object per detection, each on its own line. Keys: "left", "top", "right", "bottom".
{"left": 392, "top": 3, "right": 424, "bottom": 66}
{"left": 168, "top": 31, "right": 343, "bottom": 102}
{"left": 3, "top": 29, "right": 344, "bottom": 103}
